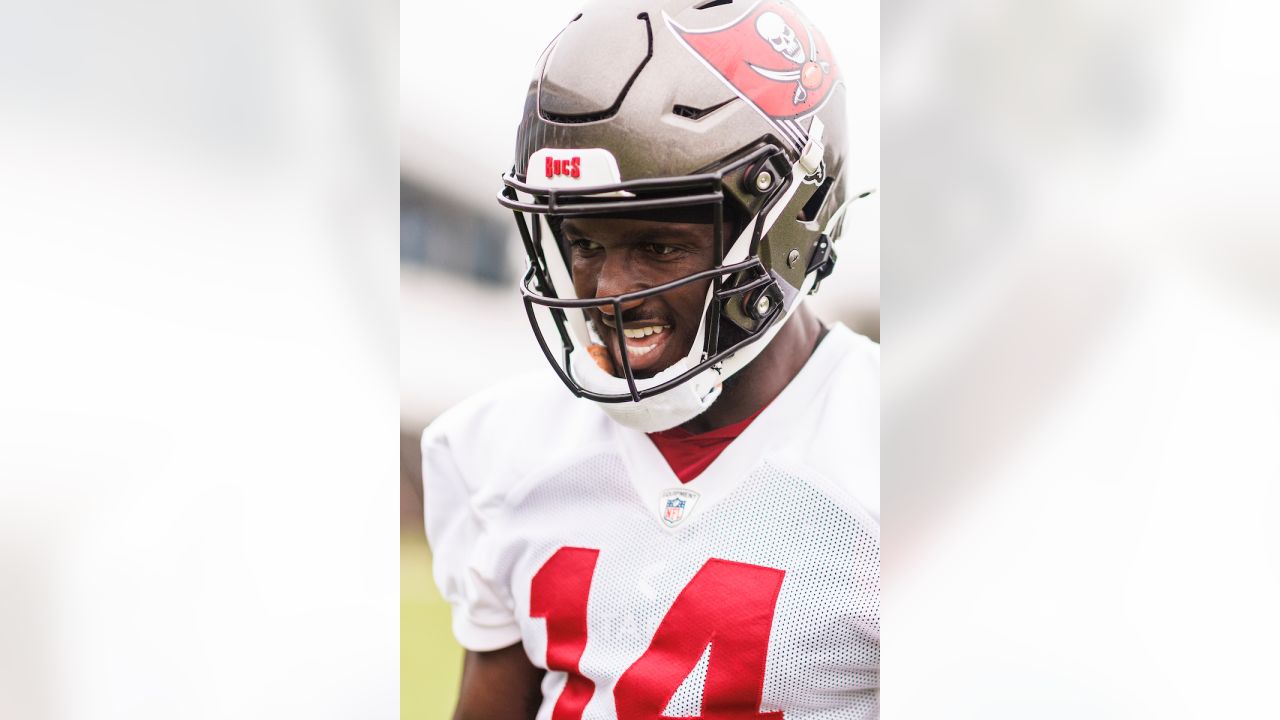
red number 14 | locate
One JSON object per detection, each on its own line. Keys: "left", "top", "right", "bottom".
{"left": 531, "top": 547, "right": 786, "bottom": 720}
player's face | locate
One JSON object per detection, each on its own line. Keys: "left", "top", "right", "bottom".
{"left": 560, "top": 217, "right": 717, "bottom": 378}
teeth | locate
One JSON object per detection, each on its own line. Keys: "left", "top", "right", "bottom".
{"left": 627, "top": 344, "right": 655, "bottom": 356}
{"left": 622, "top": 325, "right": 668, "bottom": 339}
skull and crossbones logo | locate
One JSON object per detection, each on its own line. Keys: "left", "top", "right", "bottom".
{"left": 750, "top": 11, "right": 830, "bottom": 105}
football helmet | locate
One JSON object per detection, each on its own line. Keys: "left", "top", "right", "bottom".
{"left": 498, "top": 0, "right": 855, "bottom": 431}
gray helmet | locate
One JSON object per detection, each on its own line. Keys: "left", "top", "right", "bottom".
{"left": 499, "top": 0, "right": 852, "bottom": 405}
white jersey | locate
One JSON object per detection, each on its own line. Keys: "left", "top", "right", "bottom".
{"left": 423, "top": 324, "right": 879, "bottom": 718}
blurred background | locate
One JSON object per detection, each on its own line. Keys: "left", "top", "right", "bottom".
{"left": 882, "top": 0, "right": 1280, "bottom": 716}
{"left": 1, "top": 1, "right": 399, "bottom": 719}
{"left": 400, "top": 0, "right": 878, "bottom": 715}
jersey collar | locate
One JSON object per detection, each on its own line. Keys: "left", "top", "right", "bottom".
{"left": 612, "top": 323, "right": 858, "bottom": 532}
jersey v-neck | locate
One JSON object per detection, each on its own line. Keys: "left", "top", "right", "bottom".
{"left": 647, "top": 406, "right": 767, "bottom": 483}
{"left": 612, "top": 323, "right": 856, "bottom": 532}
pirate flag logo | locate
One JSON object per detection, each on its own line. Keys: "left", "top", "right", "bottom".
{"left": 667, "top": 0, "right": 841, "bottom": 122}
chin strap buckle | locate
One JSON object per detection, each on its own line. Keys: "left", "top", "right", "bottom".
{"left": 805, "top": 234, "right": 838, "bottom": 295}
{"left": 805, "top": 188, "right": 876, "bottom": 295}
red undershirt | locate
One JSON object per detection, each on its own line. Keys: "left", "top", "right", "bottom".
{"left": 647, "top": 406, "right": 767, "bottom": 484}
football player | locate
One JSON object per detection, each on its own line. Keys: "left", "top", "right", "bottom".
{"left": 422, "top": 0, "right": 878, "bottom": 717}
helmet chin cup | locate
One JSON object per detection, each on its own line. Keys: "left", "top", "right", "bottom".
{"left": 568, "top": 347, "right": 723, "bottom": 433}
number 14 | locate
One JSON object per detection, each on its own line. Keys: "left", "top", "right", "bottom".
{"left": 531, "top": 547, "right": 786, "bottom": 720}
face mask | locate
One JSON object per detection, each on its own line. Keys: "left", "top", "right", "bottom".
{"left": 549, "top": 148, "right": 835, "bottom": 431}
{"left": 565, "top": 279, "right": 811, "bottom": 433}
{"left": 569, "top": 347, "right": 723, "bottom": 433}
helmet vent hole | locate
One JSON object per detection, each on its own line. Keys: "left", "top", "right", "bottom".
{"left": 670, "top": 97, "right": 736, "bottom": 120}
{"left": 797, "top": 177, "right": 834, "bottom": 223}
{"left": 696, "top": 0, "right": 734, "bottom": 9}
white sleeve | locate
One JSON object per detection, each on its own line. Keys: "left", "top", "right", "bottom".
{"left": 421, "top": 423, "right": 523, "bottom": 651}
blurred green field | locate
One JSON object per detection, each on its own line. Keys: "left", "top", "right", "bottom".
{"left": 402, "top": 533, "right": 464, "bottom": 720}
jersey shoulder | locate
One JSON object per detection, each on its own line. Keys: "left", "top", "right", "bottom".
{"left": 826, "top": 327, "right": 879, "bottom": 411}
{"left": 421, "top": 371, "right": 613, "bottom": 499}
{"left": 798, "top": 325, "right": 880, "bottom": 522}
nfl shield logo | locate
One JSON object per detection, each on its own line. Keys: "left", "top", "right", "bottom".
{"left": 659, "top": 488, "right": 700, "bottom": 528}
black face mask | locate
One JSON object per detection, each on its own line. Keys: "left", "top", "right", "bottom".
{"left": 500, "top": 143, "right": 792, "bottom": 403}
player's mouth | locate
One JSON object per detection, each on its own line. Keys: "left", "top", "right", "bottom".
{"left": 597, "top": 315, "right": 674, "bottom": 375}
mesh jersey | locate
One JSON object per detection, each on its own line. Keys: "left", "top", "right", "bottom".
{"left": 423, "top": 324, "right": 880, "bottom": 719}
